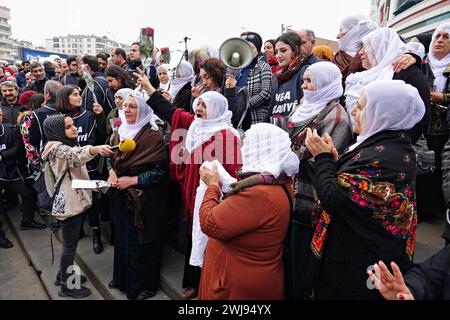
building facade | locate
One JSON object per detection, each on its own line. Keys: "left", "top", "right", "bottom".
{"left": 45, "top": 35, "right": 130, "bottom": 56}
{"left": 370, "top": 0, "right": 450, "bottom": 38}
{"left": 0, "top": 6, "right": 14, "bottom": 61}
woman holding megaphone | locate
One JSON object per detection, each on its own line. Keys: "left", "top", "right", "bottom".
{"left": 106, "top": 93, "right": 169, "bottom": 300}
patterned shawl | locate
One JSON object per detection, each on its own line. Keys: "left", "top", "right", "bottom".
{"left": 312, "top": 131, "right": 417, "bottom": 261}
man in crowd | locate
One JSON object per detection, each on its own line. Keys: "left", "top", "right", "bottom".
{"left": 60, "top": 56, "right": 79, "bottom": 86}
{"left": 0, "top": 81, "right": 22, "bottom": 126}
{"left": 79, "top": 55, "right": 108, "bottom": 112}
{"left": 0, "top": 107, "right": 46, "bottom": 231}
{"left": 25, "top": 62, "right": 49, "bottom": 94}
{"left": 111, "top": 48, "right": 129, "bottom": 70}
{"left": 128, "top": 42, "right": 159, "bottom": 88}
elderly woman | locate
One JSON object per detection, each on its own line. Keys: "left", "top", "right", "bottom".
{"left": 105, "top": 88, "right": 134, "bottom": 138}
{"left": 333, "top": 15, "right": 377, "bottom": 81}
{"left": 136, "top": 71, "right": 242, "bottom": 299}
{"left": 305, "top": 80, "right": 425, "bottom": 300}
{"left": 157, "top": 64, "right": 171, "bottom": 91}
{"left": 345, "top": 28, "right": 430, "bottom": 143}
{"left": 285, "top": 61, "right": 353, "bottom": 299}
{"left": 107, "top": 94, "right": 169, "bottom": 300}
{"left": 169, "top": 60, "right": 194, "bottom": 112}
{"left": 198, "top": 123, "right": 299, "bottom": 300}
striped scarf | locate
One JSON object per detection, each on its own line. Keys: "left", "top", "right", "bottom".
{"left": 276, "top": 54, "right": 306, "bottom": 84}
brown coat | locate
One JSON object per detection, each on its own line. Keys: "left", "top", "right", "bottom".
{"left": 198, "top": 183, "right": 292, "bottom": 300}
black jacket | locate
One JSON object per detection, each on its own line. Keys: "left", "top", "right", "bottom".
{"left": 393, "top": 66, "right": 431, "bottom": 144}
{"left": 61, "top": 72, "right": 79, "bottom": 86}
{"left": 81, "top": 72, "right": 108, "bottom": 112}
{"left": 405, "top": 246, "right": 450, "bottom": 300}
{"left": 127, "top": 60, "right": 160, "bottom": 89}
{"left": 0, "top": 124, "right": 23, "bottom": 181}
{"left": 0, "top": 98, "right": 23, "bottom": 126}
{"left": 28, "top": 101, "right": 58, "bottom": 152}
{"left": 25, "top": 77, "right": 49, "bottom": 94}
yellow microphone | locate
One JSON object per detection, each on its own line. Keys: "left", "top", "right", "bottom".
{"left": 110, "top": 139, "right": 136, "bottom": 153}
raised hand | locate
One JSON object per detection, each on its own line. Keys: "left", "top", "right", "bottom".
{"left": 368, "top": 261, "right": 414, "bottom": 300}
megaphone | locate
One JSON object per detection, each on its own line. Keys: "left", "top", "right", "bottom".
{"left": 219, "top": 38, "right": 254, "bottom": 73}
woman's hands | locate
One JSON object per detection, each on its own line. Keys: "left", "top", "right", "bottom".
{"left": 199, "top": 163, "right": 221, "bottom": 189}
{"left": 305, "top": 129, "right": 339, "bottom": 160}
{"left": 134, "top": 68, "right": 156, "bottom": 96}
{"left": 90, "top": 145, "right": 115, "bottom": 157}
{"left": 393, "top": 53, "right": 417, "bottom": 73}
{"left": 108, "top": 169, "right": 138, "bottom": 190}
{"left": 92, "top": 102, "right": 104, "bottom": 116}
{"left": 431, "top": 91, "right": 445, "bottom": 104}
{"left": 191, "top": 84, "right": 206, "bottom": 98}
{"left": 225, "top": 75, "right": 237, "bottom": 89}
{"left": 368, "top": 261, "right": 415, "bottom": 301}
{"left": 161, "top": 89, "right": 173, "bottom": 102}
{"left": 114, "top": 176, "right": 139, "bottom": 190}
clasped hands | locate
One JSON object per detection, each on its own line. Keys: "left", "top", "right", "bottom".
{"left": 304, "top": 128, "right": 339, "bottom": 160}
{"left": 107, "top": 169, "right": 138, "bottom": 191}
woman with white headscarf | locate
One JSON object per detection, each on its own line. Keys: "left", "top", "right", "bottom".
{"left": 106, "top": 88, "right": 134, "bottom": 137}
{"left": 285, "top": 61, "right": 353, "bottom": 299}
{"left": 170, "top": 60, "right": 194, "bottom": 112}
{"left": 107, "top": 93, "right": 169, "bottom": 300}
{"left": 157, "top": 64, "right": 171, "bottom": 91}
{"left": 135, "top": 72, "right": 242, "bottom": 299}
{"left": 197, "top": 123, "right": 298, "bottom": 300}
{"left": 333, "top": 15, "right": 377, "bottom": 80}
{"left": 345, "top": 27, "right": 430, "bottom": 144}
{"left": 305, "top": 80, "right": 425, "bottom": 300}
{"left": 429, "top": 22, "right": 450, "bottom": 243}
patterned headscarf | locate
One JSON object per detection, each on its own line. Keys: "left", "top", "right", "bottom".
{"left": 43, "top": 114, "right": 78, "bottom": 147}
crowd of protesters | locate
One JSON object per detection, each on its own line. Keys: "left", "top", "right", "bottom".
{"left": 0, "top": 18, "right": 449, "bottom": 301}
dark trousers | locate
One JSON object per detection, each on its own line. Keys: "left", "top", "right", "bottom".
{"left": 59, "top": 213, "right": 85, "bottom": 285}
{"left": 0, "top": 180, "right": 37, "bottom": 223}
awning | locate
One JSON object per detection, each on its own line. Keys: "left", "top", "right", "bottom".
{"left": 393, "top": 0, "right": 423, "bottom": 16}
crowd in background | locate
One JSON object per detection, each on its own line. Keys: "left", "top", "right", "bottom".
{"left": 0, "top": 17, "right": 449, "bottom": 300}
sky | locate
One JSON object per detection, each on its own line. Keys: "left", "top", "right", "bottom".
{"left": 2, "top": 0, "right": 371, "bottom": 63}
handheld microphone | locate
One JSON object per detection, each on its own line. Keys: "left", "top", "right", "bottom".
{"left": 109, "top": 139, "right": 136, "bottom": 153}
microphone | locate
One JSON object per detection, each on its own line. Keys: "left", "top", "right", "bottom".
{"left": 109, "top": 139, "right": 136, "bottom": 153}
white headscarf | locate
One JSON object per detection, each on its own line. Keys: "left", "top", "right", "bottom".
{"left": 114, "top": 88, "right": 134, "bottom": 118}
{"left": 339, "top": 17, "right": 378, "bottom": 57}
{"left": 290, "top": 62, "right": 343, "bottom": 125}
{"left": 118, "top": 94, "right": 159, "bottom": 141}
{"left": 185, "top": 91, "right": 239, "bottom": 154}
{"left": 169, "top": 60, "right": 194, "bottom": 102}
{"left": 345, "top": 28, "right": 407, "bottom": 114}
{"left": 429, "top": 22, "right": 450, "bottom": 92}
{"left": 241, "top": 123, "right": 300, "bottom": 178}
{"left": 157, "top": 64, "right": 171, "bottom": 90}
{"left": 405, "top": 41, "right": 425, "bottom": 60}
{"left": 348, "top": 80, "right": 425, "bottom": 152}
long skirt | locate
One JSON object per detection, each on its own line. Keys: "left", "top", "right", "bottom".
{"left": 112, "top": 192, "right": 161, "bottom": 300}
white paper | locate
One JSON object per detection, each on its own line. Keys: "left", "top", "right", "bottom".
{"left": 71, "top": 180, "right": 111, "bottom": 190}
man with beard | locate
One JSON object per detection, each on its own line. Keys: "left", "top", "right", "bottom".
{"left": 0, "top": 81, "right": 22, "bottom": 126}
{"left": 25, "top": 62, "right": 49, "bottom": 94}
{"left": 128, "top": 42, "right": 159, "bottom": 89}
